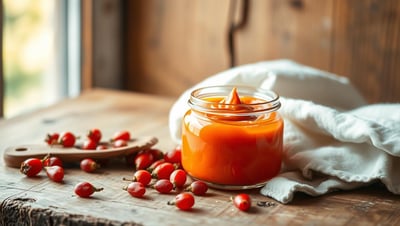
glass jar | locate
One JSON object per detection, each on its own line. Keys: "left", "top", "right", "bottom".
{"left": 181, "top": 85, "right": 284, "bottom": 190}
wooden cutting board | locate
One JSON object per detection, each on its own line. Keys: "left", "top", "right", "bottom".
{"left": 3, "top": 136, "right": 158, "bottom": 168}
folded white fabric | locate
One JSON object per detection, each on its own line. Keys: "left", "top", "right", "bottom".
{"left": 168, "top": 60, "right": 400, "bottom": 203}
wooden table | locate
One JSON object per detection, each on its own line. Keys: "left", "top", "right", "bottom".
{"left": 1, "top": 89, "right": 399, "bottom": 226}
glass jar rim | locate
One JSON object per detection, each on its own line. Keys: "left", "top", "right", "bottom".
{"left": 188, "top": 85, "right": 281, "bottom": 115}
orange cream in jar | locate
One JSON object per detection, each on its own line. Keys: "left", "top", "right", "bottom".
{"left": 182, "top": 86, "right": 284, "bottom": 189}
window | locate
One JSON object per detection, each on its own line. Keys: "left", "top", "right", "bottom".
{"left": 2, "top": 0, "right": 81, "bottom": 118}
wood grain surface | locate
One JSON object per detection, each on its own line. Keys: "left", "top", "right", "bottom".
{"left": 1, "top": 89, "right": 400, "bottom": 226}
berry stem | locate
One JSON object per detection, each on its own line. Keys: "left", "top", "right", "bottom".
{"left": 122, "top": 177, "right": 134, "bottom": 182}
{"left": 167, "top": 200, "right": 175, "bottom": 206}
{"left": 94, "top": 187, "right": 104, "bottom": 192}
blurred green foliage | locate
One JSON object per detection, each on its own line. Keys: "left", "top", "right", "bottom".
{"left": 3, "top": 0, "right": 54, "bottom": 117}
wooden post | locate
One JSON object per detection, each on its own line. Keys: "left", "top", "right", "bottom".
{"left": 81, "top": 0, "right": 123, "bottom": 90}
{"left": 81, "top": 0, "right": 93, "bottom": 91}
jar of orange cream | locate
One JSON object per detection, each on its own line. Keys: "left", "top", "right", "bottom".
{"left": 181, "top": 86, "right": 284, "bottom": 189}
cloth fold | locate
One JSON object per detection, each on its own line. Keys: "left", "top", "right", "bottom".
{"left": 168, "top": 60, "right": 400, "bottom": 203}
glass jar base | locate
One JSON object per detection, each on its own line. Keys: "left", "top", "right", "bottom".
{"left": 190, "top": 176, "right": 268, "bottom": 190}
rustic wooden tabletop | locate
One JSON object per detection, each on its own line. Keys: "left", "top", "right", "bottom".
{"left": 1, "top": 89, "right": 399, "bottom": 226}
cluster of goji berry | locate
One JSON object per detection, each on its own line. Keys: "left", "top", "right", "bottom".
{"left": 121, "top": 146, "right": 209, "bottom": 210}
{"left": 20, "top": 128, "right": 253, "bottom": 212}
{"left": 20, "top": 154, "right": 65, "bottom": 182}
{"left": 45, "top": 129, "right": 131, "bottom": 150}
{"left": 19, "top": 129, "right": 131, "bottom": 190}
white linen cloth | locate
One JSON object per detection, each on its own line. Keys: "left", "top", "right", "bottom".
{"left": 168, "top": 60, "right": 400, "bottom": 203}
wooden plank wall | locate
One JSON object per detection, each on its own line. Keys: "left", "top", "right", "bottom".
{"left": 123, "top": 0, "right": 400, "bottom": 103}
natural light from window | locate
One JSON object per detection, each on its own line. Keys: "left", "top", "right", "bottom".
{"left": 3, "top": 0, "right": 77, "bottom": 118}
